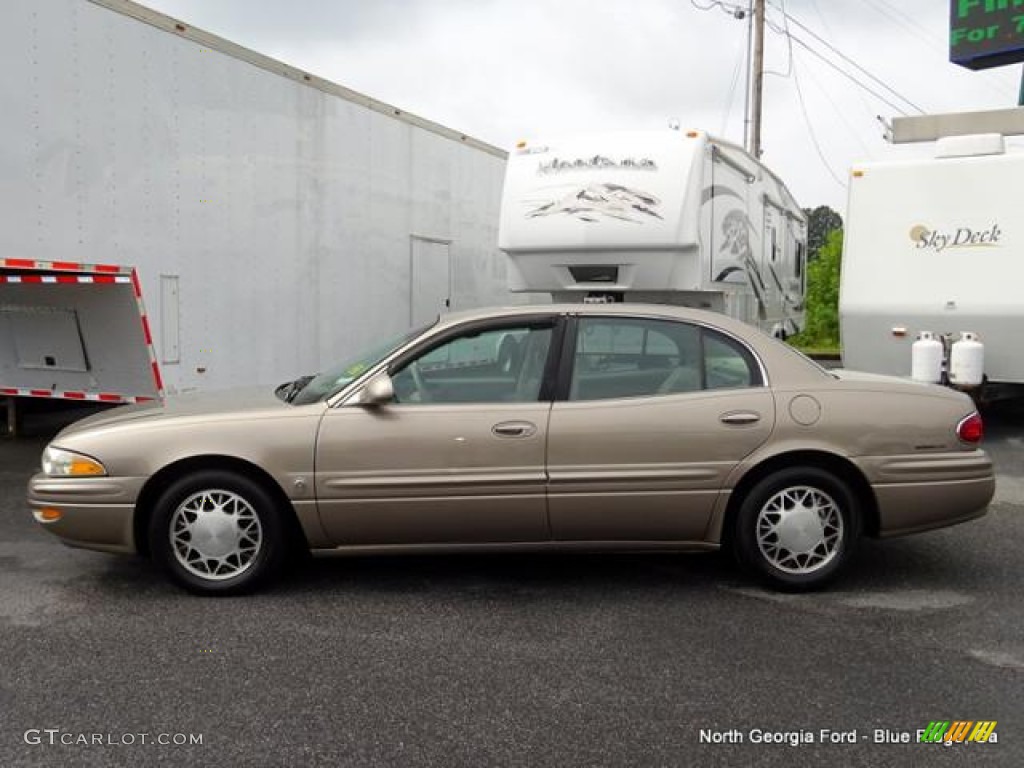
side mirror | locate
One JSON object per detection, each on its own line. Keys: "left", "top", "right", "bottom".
{"left": 358, "top": 373, "right": 395, "bottom": 406}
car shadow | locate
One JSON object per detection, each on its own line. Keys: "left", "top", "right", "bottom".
{"left": 73, "top": 526, "right": 1001, "bottom": 602}
{"left": 282, "top": 550, "right": 736, "bottom": 599}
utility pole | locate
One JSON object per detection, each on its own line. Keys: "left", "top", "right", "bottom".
{"left": 749, "top": 0, "right": 765, "bottom": 157}
{"left": 742, "top": 1, "right": 753, "bottom": 150}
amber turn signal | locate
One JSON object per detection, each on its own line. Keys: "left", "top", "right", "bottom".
{"left": 36, "top": 508, "right": 63, "bottom": 522}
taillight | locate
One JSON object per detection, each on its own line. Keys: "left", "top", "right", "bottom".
{"left": 956, "top": 412, "right": 984, "bottom": 444}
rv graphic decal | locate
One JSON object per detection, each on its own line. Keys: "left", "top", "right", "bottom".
{"left": 700, "top": 184, "right": 743, "bottom": 206}
{"left": 712, "top": 209, "right": 768, "bottom": 319}
{"left": 537, "top": 155, "right": 658, "bottom": 174}
{"left": 524, "top": 184, "right": 663, "bottom": 224}
{"left": 703, "top": 183, "right": 753, "bottom": 284}
{"left": 911, "top": 224, "right": 1001, "bottom": 252}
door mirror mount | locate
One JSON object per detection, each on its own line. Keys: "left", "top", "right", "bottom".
{"left": 358, "top": 373, "right": 395, "bottom": 406}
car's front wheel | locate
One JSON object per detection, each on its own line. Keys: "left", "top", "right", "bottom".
{"left": 734, "top": 467, "right": 860, "bottom": 590}
{"left": 149, "top": 471, "right": 286, "bottom": 595}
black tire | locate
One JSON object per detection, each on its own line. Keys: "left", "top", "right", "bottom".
{"left": 148, "top": 470, "right": 286, "bottom": 596}
{"left": 734, "top": 467, "right": 860, "bottom": 591}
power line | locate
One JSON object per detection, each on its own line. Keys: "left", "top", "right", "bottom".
{"left": 791, "top": 54, "right": 847, "bottom": 190}
{"left": 696, "top": 1, "right": 1002, "bottom": 115}
{"left": 689, "top": 0, "right": 747, "bottom": 17}
{"left": 803, "top": 1, "right": 884, "bottom": 145}
{"left": 692, "top": 1, "right": 926, "bottom": 116}
{"left": 764, "top": 0, "right": 792, "bottom": 79}
{"left": 720, "top": 27, "right": 747, "bottom": 137}
{"left": 772, "top": 25, "right": 920, "bottom": 116}
{"left": 805, "top": 0, "right": 836, "bottom": 41}
{"left": 863, "top": 0, "right": 943, "bottom": 49}
{"left": 861, "top": 0, "right": 1019, "bottom": 101}
{"left": 768, "top": 4, "right": 926, "bottom": 114}
{"left": 797, "top": 46, "right": 873, "bottom": 156}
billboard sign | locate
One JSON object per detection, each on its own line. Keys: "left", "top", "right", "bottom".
{"left": 950, "top": 0, "right": 1024, "bottom": 70}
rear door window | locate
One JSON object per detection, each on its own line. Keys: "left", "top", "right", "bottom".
{"left": 568, "top": 317, "right": 761, "bottom": 400}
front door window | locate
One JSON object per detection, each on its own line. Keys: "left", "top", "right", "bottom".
{"left": 392, "top": 325, "right": 553, "bottom": 404}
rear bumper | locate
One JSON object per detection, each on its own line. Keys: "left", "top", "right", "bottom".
{"left": 871, "top": 478, "right": 993, "bottom": 537}
{"left": 28, "top": 474, "right": 143, "bottom": 554}
{"left": 853, "top": 451, "right": 995, "bottom": 537}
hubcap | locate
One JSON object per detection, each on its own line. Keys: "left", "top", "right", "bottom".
{"left": 170, "top": 489, "right": 262, "bottom": 581}
{"left": 756, "top": 485, "right": 843, "bottom": 575}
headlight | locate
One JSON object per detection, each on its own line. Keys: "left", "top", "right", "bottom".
{"left": 41, "top": 446, "right": 107, "bottom": 477}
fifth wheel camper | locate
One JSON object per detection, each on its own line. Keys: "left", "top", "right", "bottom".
{"left": 498, "top": 129, "right": 807, "bottom": 338}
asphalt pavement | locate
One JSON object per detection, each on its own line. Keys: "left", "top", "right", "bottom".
{"left": 0, "top": 403, "right": 1021, "bottom": 767}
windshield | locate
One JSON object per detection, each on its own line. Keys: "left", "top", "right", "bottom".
{"left": 289, "top": 323, "right": 432, "bottom": 405}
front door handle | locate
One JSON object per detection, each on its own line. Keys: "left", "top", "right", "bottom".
{"left": 492, "top": 421, "right": 537, "bottom": 438}
{"left": 720, "top": 411, "right": 761, "bottom": 425}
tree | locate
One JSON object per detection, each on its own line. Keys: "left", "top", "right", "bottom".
{"left": 803, "top": 205, "right": 843, "bottom": 262}
{"left": 798, "top": 227, "right": 843, "bottom": 348}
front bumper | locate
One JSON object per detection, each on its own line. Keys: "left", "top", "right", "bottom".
{"left": 28, "top": 474, "right": 146, "bottom": 554}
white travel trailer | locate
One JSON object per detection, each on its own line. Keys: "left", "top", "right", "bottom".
{"left": 498, "top": 129, "right": 807, "bottom": 337}
{"left": 840, "top": 133, "right": 1024, "bottom": 396}
{"left": 0, "top": 0, "right": 511, "bottom": 414}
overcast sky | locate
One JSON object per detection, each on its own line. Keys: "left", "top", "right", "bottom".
{"left": 138, "top": 0, "right": 1022, "bottom": 215}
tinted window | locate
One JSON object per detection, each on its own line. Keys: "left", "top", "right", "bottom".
{"left": 569, "top": 317, "right": 760, "bottom": 401}
{"left": 704, "top": 331, "right": 759, "bottom": 389}
{"left": 392, "top": 324, "right": 553, "bottom": 404}
{"left": 289, "top": 324, "right": 430, "bottom": 404}
{"left": 570, "top": 318, "right": 698, "bottom": 400}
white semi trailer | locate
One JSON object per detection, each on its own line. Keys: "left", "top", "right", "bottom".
{"left": 841, "top": 132, "right": 1024, "bottom": 398}
{"left": 0, "top": 0, "right": 512, "bottom": 408}
{"left": 498, "top": 129, "right": 807, "bottom": 337}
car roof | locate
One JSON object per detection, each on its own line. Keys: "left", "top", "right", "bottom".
{"left": 436, "top": 302, "right": 763, "bottom": 337}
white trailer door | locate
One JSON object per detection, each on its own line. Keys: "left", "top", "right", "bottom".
{"left": 410, "top": 236, "right": 451, "bottom": 326}
{"left": 1, "top": 307, "right": 89, "bottom": 372}
{"left": 0, "top": 268, "right": 161, "bottom": 402}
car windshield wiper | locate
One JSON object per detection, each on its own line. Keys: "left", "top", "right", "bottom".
{"left": 285, "top": 374, "right": 316, "bottom": 403}
{"left": 276, "top": 374, "right": 316, "bottom": 403}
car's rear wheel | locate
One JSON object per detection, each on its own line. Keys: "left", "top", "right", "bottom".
{"left": 149, "top": 470, "right": 285, "bottom": 595}
{"left": 734, "top": 467, "right": 860, "bottom": 590}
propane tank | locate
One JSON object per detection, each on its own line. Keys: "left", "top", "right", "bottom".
{"left": 949, "top": 332, "right": 985, "bottom": 388}
{"left": 911, "top": 331, "right": 943, "bottom": 384}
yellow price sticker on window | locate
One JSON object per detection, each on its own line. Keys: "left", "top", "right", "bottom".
{"left": 344, "top": 363, "right": 368, "bottom": 377}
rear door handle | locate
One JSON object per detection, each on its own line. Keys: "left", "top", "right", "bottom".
{"left": 719, "top": 411, "right": 761, "bottom": 425}
{"left": 492, "top": 421, "right": 537, "bottom": 438}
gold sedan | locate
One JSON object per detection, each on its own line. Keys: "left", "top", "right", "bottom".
{"left": 29, "top": 305, "right": 994, "bottom": 595}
